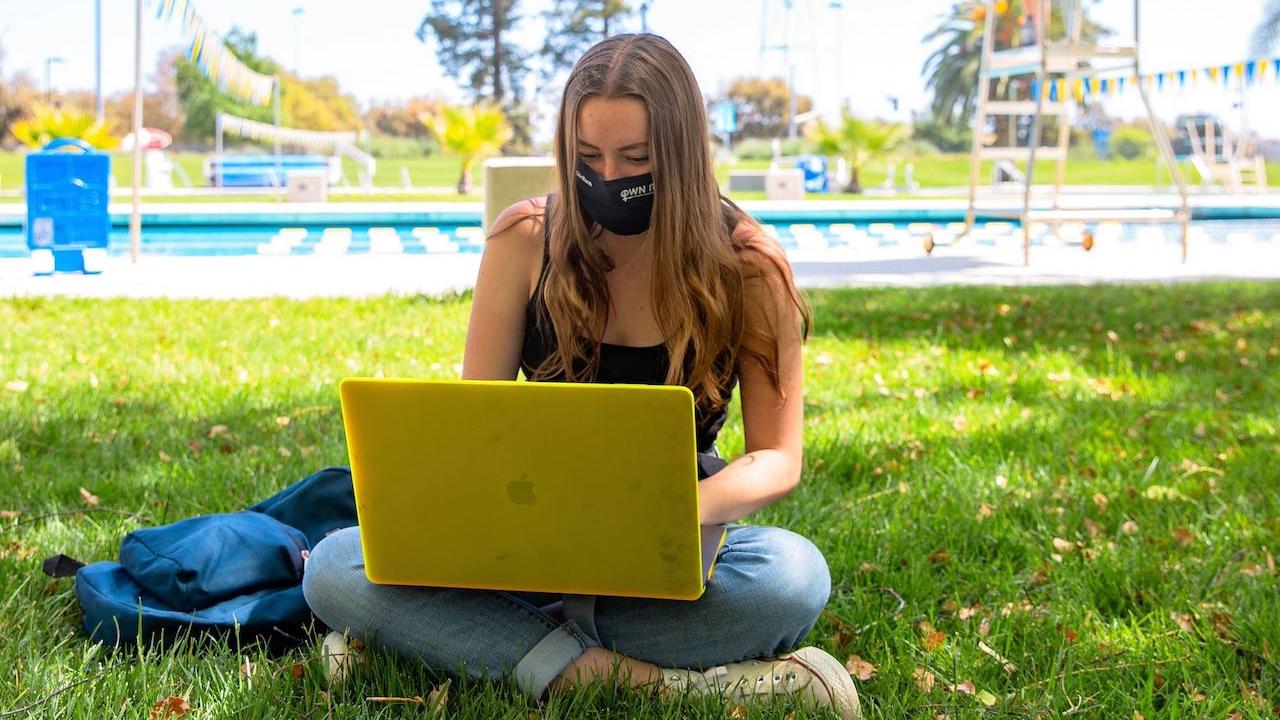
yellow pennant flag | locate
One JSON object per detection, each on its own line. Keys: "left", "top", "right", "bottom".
{"left": 1207, "top": 66, "right": 1219, "bottom": 82}
{"left": 1259, "top": 58, "right": 1269, "bottom": 80}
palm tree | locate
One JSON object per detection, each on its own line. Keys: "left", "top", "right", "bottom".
{"left": 808, "top": 113, "right": 910, "bottom": 194}
{"left": 1251, "top": 0, "right": 1280, "bottom": 56}
{"left": 9, "top": 105, "right": 119, "bottom": 150}
{"left": 922, "top": 1, "right": 1111, "bottom": 130}
{"left": 419, "top": 103, "right": 513, "bottom": 195}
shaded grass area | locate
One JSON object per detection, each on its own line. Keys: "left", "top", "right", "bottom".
{"left": 1, "top": 283, "right": 1278, "bottom": 718}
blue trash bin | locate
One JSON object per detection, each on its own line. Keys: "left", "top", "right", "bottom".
{"left": 25, "top": 138, "right": 111, "bottom": 275}
{"left": 795, "top": 155, "right": 828, "bottom": 193}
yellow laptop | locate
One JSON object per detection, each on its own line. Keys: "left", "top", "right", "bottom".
{"left": 338, "top": 377, "right": 728, "bottom": 601}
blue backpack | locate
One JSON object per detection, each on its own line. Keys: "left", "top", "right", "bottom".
{"left": 46, "top": 466, "right": 357, "bottom": 647}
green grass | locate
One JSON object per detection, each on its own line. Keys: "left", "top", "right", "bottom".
{"left": 1, "top": 283, "right": 1279, "bottom": 718}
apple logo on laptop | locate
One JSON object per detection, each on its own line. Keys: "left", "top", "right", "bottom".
{"left": 507, "top": 475, "right": 537, "bottom": 505}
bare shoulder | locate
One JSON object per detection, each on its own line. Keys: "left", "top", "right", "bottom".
{"left": 488, "top": 196, "right": 548, "bottom": 249}
{"left": 485, "top": 196, "right": 549, "bottom": 294}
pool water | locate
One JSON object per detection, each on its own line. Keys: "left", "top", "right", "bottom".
{"left": 1, "top": 218, "right": 1277, "bottom": 258}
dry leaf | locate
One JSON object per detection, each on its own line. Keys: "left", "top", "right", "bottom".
{"left": 79, "top": 486, "right": 100, "bottom": 506}
{"left": 913, "top": 667, "right": 936, "bottom": 693}
{"left": 729, "top": 705, "right": 748, "bottom": 719}
{"left": 275, "top": 416, "right": 291, "bottom": 428}
{"left": 240, "top": 657, "right": 254, "bottom": 678}
{"left": 1120, "top": 520, "right": 1139, "bottom": 536}
{"left": 208, "top": 424, "right": 230, "bottom": 439}
{"left": 978, "top": 616, "right": 991, "bottom": 637}
{"left": 1173, "top": 527, "right": 1195, "bottom": 547}
{"left": 976, "top": 503, "right": 994, "bottom": 521}
{"left": 1092, "top": 492, "right": 1109, "bottom": 512}
{"left": 289, "top": 662, "right": 305, "bottom": 679}
{"left": 844, "top": 655, "right": 877, "bottom": 681}
{"left": 1082, "top": 518, "right": 1103, "bottom": 537}
{"left": 422, "top": 681, "right": 449, "bottom": 715}
{"left": 158, "top": 450, "right": 172, "bottom": 463}
{"left": 149, "top": 696, "right": 190, "bottom": 719}
{"left": 928, "top": 548, "right": 951, "bottom": 564}
{"left": 977, "top": 639, "right": 1017, "bottom": 673}
{"left": 952, "top": 679, "right": 976, "bottom": 695}
{"left": 0, "top": 510, "right": 21, "bottom": 520}
{"left": 923, "top": 630, "right": 946, "bottom": 652}
{"left": 976, "top": 690, "right": 998, "bottom": 707}
{"left": 1172, "top": 613, "right": 1195, "bottom": 632}
{"left": 367, "top": 696, "right": 425, "bottom": 704}
{"left": 1052, "top": 537, "right": 1076, "bottom": 554}
{"left": 958, "top": 604, "right": 981, "bottom": 620}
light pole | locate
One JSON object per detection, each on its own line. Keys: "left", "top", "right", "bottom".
{"left": 292, "top": 7, "right": 304, "bottom": 75}
{"left": 44, "top": 56, "right": 65, "bottom": 102}
{"left": 95, "top": 0, "right": 104, "bottom": 121}
{"left": 639, "top": 1, "right": 651, "bottom": 32}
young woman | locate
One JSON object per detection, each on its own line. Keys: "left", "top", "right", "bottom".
{"left": 303, "top": 33, "right": 860, "bottom": 719}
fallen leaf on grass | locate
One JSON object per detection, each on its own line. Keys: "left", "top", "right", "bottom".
{"left": 913, "top": 667, "right": 935, "bottom": 692}
{"left": 1092, "top": 493, "right": 1109, "bottom": 512}
{"left": 367, "top": 696, "right": 424, "bottom": 704}
{"left": 79, "top": 487, "right": 100, "bottom": 506}
{"left": 928, "top": 548, "right": 951, "bottom": 564}
{"left": 1052, "top": 537, "right": 1076, "bottom": 554}
{"left": 149, "top": 696, "right": 190, "bottom": 719}
{"left": 1173, "top": 527, "right": 1195, "bottom": 547}
{"left": 208, "top": 424, "right": 230, "bottom": 439}
{"left": 427, "top": 679, "right": 450, "bottom": 713}
{"left": 976, "top": 690, "right": 998, "bottom": 707}
{"left": 844, "top": 655, "right": 877, "bottom": 681}
{"left": 729, "top": 704, "right": 748, "bottom": 718}
{"left": 977, "top": 640, "right": 1017, "bottom": 673}
{"left": 1120, "top": 520, "right": 1139, "bottom": 536}
{"left": 0, "top": 510, "right": 20, "bottom": 520}
{"left": 1172, "top": 612, "right": 1195, "bottom": 633}
{"left": 951, "top": 679, "right": 975, "bottom": 695}
{"left": 922, "top": 630, "right": 946, "bottom": 652}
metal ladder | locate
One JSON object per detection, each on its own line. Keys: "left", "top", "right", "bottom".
{"left": 963, "top": 0, "right": 1191, "bottom": 264}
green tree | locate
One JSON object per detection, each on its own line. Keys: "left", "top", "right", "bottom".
{"left": 922, "top": 1, "right": 1109, "bottom": 129}
{"left": 808, "top": 113, "right": 910, "bottom": 194}
{"left": 539, "top": 0, "right": 634, "bottom": 83}
{"left": 418, "top": 1, "right": 531, "bottom": 151}
{"left": 1252, "top": 0, "right": 1280, "bottom": 55}
{"left": 713, "top": 76, "right": 813, "bottom": 140}
{"left": 175, "top": 28, "right": 361, "bottom": 142}
{"left": 176, "top": 28, "right": 278, "bottom": 140}
{"left": 420, "top": 103, "right": 512, "bottom": 194}
{"left": 418, "top": 1, "right": 527, "bottom": 104}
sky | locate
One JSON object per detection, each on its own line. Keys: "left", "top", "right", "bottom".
{"left": 1, "top": 0, "right": 1278, "bottom": 138}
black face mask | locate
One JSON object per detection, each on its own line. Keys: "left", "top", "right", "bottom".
{"left": 574, "top": 161, "right": 654, "bottom": 236}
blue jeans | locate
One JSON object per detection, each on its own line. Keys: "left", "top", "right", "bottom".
{"left": 302, "top": 524, "right": 831, "bottom": 700}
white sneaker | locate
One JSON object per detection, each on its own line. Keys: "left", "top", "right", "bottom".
{"left": 661, "top": 646, "right": 862, "bottom": 719}
{"left": 321, "top": 630, "right": 364, "bottom": 683}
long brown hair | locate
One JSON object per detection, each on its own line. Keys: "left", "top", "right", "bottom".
{"left": 534, "top": 33, "right": 810, "bottom": 413}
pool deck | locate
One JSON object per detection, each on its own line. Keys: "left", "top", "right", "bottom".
{"left": 2, "top": 193, "right": 1278, "bottom": 298}
{"left": 3, "top": 240, "right": 1278, "bottom": 299}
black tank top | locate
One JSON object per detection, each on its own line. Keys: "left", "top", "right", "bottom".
{"left": 519, "top": 195, "right": 735, "bottom": 479}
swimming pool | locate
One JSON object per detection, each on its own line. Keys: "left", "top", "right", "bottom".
{"left": 1, "top": 206, "right": 1278, "bottom": 258}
